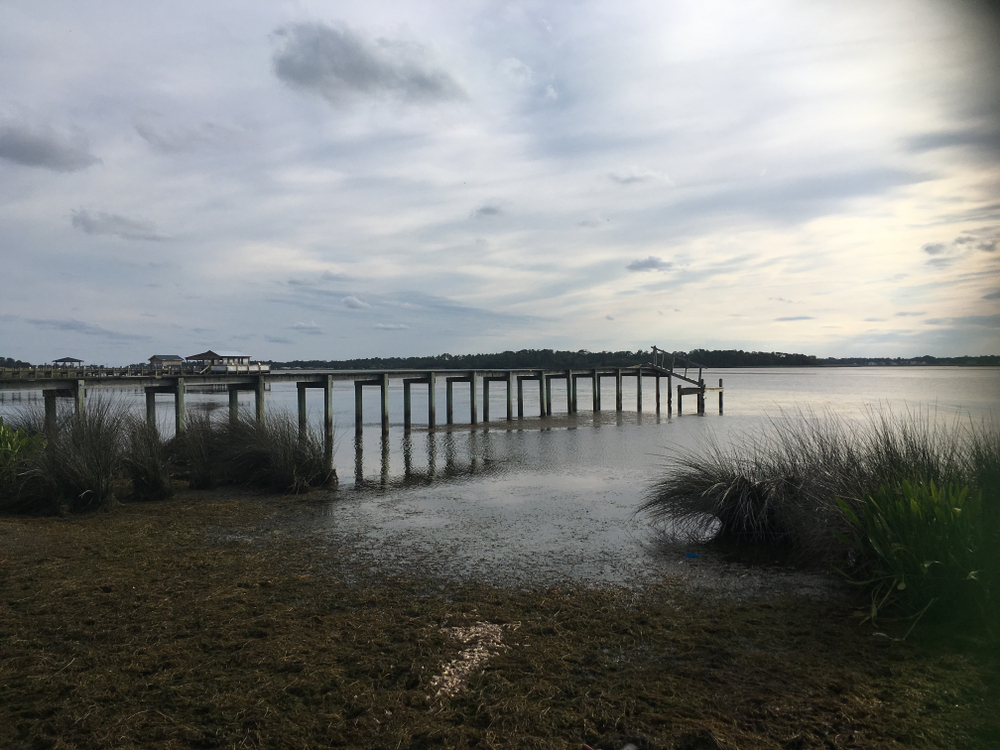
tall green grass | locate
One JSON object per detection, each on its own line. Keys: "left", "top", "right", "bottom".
{"left": 641, "top": 408, "right": 999, "bottom": 634}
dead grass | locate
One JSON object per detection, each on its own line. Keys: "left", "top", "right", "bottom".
{"left": 1, "top": 491, "right": 997, "bottom": 750}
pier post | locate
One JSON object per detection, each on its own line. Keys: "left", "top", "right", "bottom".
{"left": 255, "top": 376, "right": 266, "bottom": 424}
{"left": 655, "top": 374, "right": 660, "bottom": 413}
{"left": 428, "top": 372, "right": 436, "bottom": 428}
{"left": 636, "top": 370, "right": 643, "bottom": 412}
{"left": 667, "top": 374, "right": 672, "bottom": 413}
{"left": 545, "top": 375, "right": 552, "bottom": 416}
{"left": 718, "top": 378, "right": 724, "bottom": 415}
{"left": 229, "top": 386, "right": 239, "bottom": 425}
{"left": 175, "top": 378, "right": 186, "bottom": 434}
{"left": 297, "top": 383, "right": 307, "bottom": 438}
{"left": 446, "top": 380, "right": 454, "bottom": 425}
{"left": 615, "top": 369, "right": 623, "bottom": 412}
{"left": 146, "top": 389, "right": 157, "bottom": 426}
{"left": 697, "top": 379, "right": 705, "bottom": 415}
{"left": 482, "top": 378, "right": 490, "bottom": 423}
{"left": 355, "top": 381, "right": 363, "bottom": 435}
{"left": 381, "top": 373, "right": 389, "bottom": 436}
{"left": 677, "top": 384, "right": 682, "bottom": 415}
{"left": 44, "top": 391, "right": 57, "bottom": 434}
{"left": 470, "top": 371, "right": 478, "bottom": 425}
{"left": 538, "top": 372, "right": 546, "bottom": 417}
{"left": 403, "top": 380, "right": 412, "bottom": 432}
{"left": 592, "top": 369, "right": 600, "bottom": 411}
{"left": 74, "top": 380, "right": 85, "bottom": 418}
{"left": 565, "top": 370, "right": 573, "bottom": 413}
{"left": 517, "top": 377, "right": 524, "bottom": 419}
{"left": 507, "top": 372, "right": 514, "bottom": 421}
{"left": 324, "top": 375, "right": 334, "bottom": 474}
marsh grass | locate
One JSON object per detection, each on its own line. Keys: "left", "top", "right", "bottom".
{"left": 642, "top": 407, "right": 999, "bottom": 633}
{"left": 123, "top": 415, "right": 173, "bottom": 501}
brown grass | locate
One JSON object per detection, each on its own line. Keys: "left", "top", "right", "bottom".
{"left": 1, "top": 491, "right": 997, "bottom": 750}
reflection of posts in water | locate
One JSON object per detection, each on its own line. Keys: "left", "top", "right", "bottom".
{"left": 402, "top": 433, "right": 412, "bottom": 477}
{"left": 427, "top": 432, "right": 436, "bottom": 477}
{"left": 381, "top": 432, "right": 390, "bottom": 486}
{"left": 444, "top": 431, "right": 456, "bottom": 474}
{"left": 354, "top": 434, "right": 364, "bottom": 486}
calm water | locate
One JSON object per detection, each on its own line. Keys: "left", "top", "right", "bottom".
{"left": 4, "top": 367, "right": 998, "bottom": 589}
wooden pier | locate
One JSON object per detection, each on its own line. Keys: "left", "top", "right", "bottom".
{"left": 0, "top": 361, "right": 723, "bottom": 473}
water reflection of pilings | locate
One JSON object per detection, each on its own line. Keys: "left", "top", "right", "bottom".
{"left": 352, "top": 430, "right": 509, "bottom": 490}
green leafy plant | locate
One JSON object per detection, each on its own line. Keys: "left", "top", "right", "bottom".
{"left": 0, "top": 417, "right": 46, "bottom": 506}
{"left": 836, "top": 479, "right": 990, "bottom": 634}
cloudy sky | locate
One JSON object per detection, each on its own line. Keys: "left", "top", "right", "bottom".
{"left": 1, "top": 0, "right": 998, "bottom": 365}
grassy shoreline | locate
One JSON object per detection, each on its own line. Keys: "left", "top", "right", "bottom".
{"left": 2, "top": 491, "right": 997, "bottom": 749}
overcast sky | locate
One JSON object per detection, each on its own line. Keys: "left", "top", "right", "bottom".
{"left": 1, "top": 0, "right": 998, "bottom": 364}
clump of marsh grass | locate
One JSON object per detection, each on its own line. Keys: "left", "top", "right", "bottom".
{"left": 642, "top": 407, "right": 998, "bottom": 558}
{"left": 123, "top": 416, "right": 173, "bottom": 501}
{"left": 167, "top": 411, "right": 333, "bottom": 493}
{"left": 219, "top": 411, "right": 332, "bottom": 493}
{"left": 25, "top": 398, "right": 131, "bottom": 512}
{"left": 643, "top": 407, "right": 999, "bottom": 635}
{"left": 0, "top": 416, "right": 46, "bottom": 511}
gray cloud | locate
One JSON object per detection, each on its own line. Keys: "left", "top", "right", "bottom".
{"left": 272, "top": 22, "right": 464, "bottom": 105}
{"left": 608, "top": 166, "right": 670, "bottom": 186}
{"left": 895, "top": 311, "right": 925, "bottom": 317}
{"left": 775, "top": 316, "right": 815, "bottom": 321}
{"left": 134, "top": 119, "right": 231, "bottom": 153}
{"left": 0, "top": 121, "right": 98, "bottom": 172}
{"left": 905, "top": 128, "right": 1000, "bottom": 157}
{"left": 922, "top": 242, "right": 948, "bottom": 255}
{"left": 925, "top": 314, "right": 1000, "bottom": 327}
{"left": 471, "top": 204, "right": 502, "bottom": 218}
{"left": 983, "top": 290, "right": 1000, "bottom": 300}
{"left": 343, "top": 296, "right": 370, "bottom": 309}
{"left": 289, "top": 321, "right": 323, "bottom": 335}
{"left": 627, "top": 255, "right": 671, "bottom": 272}
{"left": 71, "top": 209, "right": 167, "bottom": 241}
{"left": 24, "top": 318, "right": 148, "bottom": 341}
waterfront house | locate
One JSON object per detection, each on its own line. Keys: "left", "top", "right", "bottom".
{"left": 185, "top": 350, "right": 269, "bottom": 373}
{"left": 149, "top": 354, "right": 184, "bottom": 368}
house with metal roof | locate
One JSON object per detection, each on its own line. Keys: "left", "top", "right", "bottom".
{"left": 185, "top": 350, "right": 268, "bottom": 373}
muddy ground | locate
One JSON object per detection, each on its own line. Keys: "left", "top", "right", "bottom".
{"left": 1, "top": 491, "right": 997, "bottom": 750}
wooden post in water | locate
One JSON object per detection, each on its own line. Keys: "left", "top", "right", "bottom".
{"left": 427, "top": 372, "right": 436, "bottom": 428}
{"left": 44, "top": 390, "right": 57, "bottom": 435}
{"left": 517, "top": 376, "right": 524, "bottom": 419}
{"left": 615, "top": 369, "right": 623, "bottom": 412}
{"left": 175, "top": 378, "right": 186, "bottom": 434}
{"left": 446, "top": 379, "right": 454, "bottom": 425}
{"left": 545, "top": 375, "right": 552, "bottom": 416}
{"left": 470, "top": 371, "right": 478, "bottom": 425}
{"left": 74, "top": 380, "right": 85, "bottom": 418}
{"left": 228, "top": 385, "right": 239, "bottom": 425}
{"left": 697, "top": 378, "right": 705, "bottom": 415}
{"left": 146, "top": 389, "right": 157, "bottom": 425}
{"left": 676, "top": 384, "right": 682, "bottom": 415}
{"left": 380, "top": 373, "right": 389, "bottom": 435}
{"left": 592, "top": 369, "right": 600, "bottom": 411}
{"left": 255, "top": 376, "right": 266, "bottom": 423}
{"left": 565, "top": 370, "right": 572, "bottom": 413}
{"left": 297, "top": 383, "right": 308, "bottom": 438}
{"left": 655, "top": 374, "right": 660, "bottom": 413}
{"left": 482, "top": 378, "right": 490, "bottom": 423}
{"left": 323, "top": 375, "right": 334, "bottom": 474}
{"left": 667, "top": 374, "right": 672, "bottom": 413}
{"left": 355, "top": 381, "right": 364, "bottom": 435}
{"left": 636, "top": 370, "right": 643, "bottom": 412}
{"left": 718, "top": 378, "right": 724, "bottom": 415}
{"left": 403, "top": 380, "right": 412, "bottom": 431}
{"left": 538, "top": 372, "right": 547, "bottom": 417}
{"left": 507, "top": 372, "right": 514, "bottom": 421}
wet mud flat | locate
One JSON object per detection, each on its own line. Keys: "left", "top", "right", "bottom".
{"left": 1, "top": 492, "right": 997, "bottom": 750}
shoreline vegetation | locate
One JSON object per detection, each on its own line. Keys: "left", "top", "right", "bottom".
{"left": 641, "top": 409, "right": 999, "bottom": 640}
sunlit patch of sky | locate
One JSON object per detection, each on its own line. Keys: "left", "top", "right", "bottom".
{"left": 1, "top": 0, "right": 998, "bottom": 364}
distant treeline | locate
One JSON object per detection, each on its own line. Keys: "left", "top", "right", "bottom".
{"left": 266, "top": 349, "right": 999, "bottom": 370}
{"left": 1, "top": 357, "right": 32, "bottom": 368}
